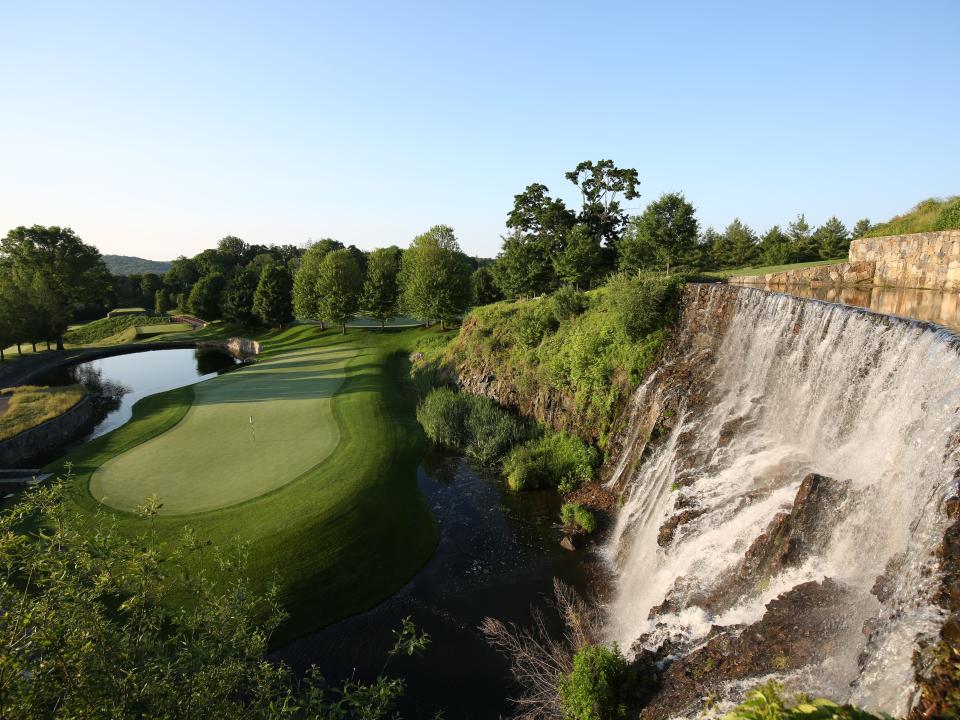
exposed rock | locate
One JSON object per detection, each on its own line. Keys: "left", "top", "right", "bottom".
{"left": 565, "top": 482, "right": 616, "bottom": 512}
{"left": 642, "top": 580, "right": 856, "bottom": 720}
{"left": 560, "top": 536, "right": 576, "bottom": 552}
{"left": 657, "top": 508, "right": 706, "bottom": 547}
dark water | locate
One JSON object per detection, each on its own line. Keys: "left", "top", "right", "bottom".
{"left": 777, "top": 285, "right": 960, "bottom": 332}
{"left": 37, "top": 348, "right": 239, "bottom": 444}
{"left": 276, "top": 452, "right": 606, "bottom": 719}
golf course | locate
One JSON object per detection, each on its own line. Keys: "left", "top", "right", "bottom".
{"left": 50, "top": 323, "right": 441, "bottom": 639}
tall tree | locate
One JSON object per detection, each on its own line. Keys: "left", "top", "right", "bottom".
{"left": 470, "top": 266, "right": 503, "bottom": 306}
{"left": 221, "top": 267, "right": 260, "bottom": 325}
{"left": 253, "top": 263, "right": 293, "bottom": 327}
{"left": 757, "top": 225, "right": 791, "bottom": 266}
{"left": 0, "top": 225, "right": 110, "bottom": 349}
{"left": 618, "top": 192, "right": 699, "bottom": 274}
{"left": 722, "top": 219, "right": 760, "bottom": 268}
{"left": 187, "top": 273, "right": 226, "bottom": 320}
{"left": 565, "top": 159, "right": 641, "bottom": 259}
{"left": 292, "top": 239, "right": 344, "bottom": 329}
{"left": 815, "top": 216, "right": 850, "bottom": 259}
{"left": 851, "top": 218, "right": 872, "bottom": 239}
{"left": 317, "top": 249, "right": 363, "bottom": 333}
{"left": 398, "top": 225, "right": 472, "bottom": 329}
{"left": 490, "top": 233, "right": 555, "bottom": 298}
{"left": 163, "top": 256, "right": 199, "bottom": 295}
{"left": 140, "top": 273, "right": 161, "bottom": 308}
{"left": 553, "top": 224, "right": 603, "bottom": 289}
{"left": 154, "top": 289, "right": 171, "bottom": 314}
{"left": 787, "top": 214, "right": 818, "bottom": 262}
{"left": 360, "top": 246, "right": 401, "bottom": 329}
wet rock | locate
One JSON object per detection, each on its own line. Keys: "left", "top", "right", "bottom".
{"left": 642, "top": 580, "right": 855, "bottom": 720}
{"left": 560, "top": 536, "right": 576, "bottom": 552}
{"left": 657, "top": 508, "right": 706, "bottom": 547}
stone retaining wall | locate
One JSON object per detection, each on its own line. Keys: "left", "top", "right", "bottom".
{"left": 850, "top": 230, "right": 960, "bottom": 290}
{"left": 0, "top": 395, "right": 96, "bottom": 468}
{"left": 728, "top": 261, "right": 875, "bottom": 288}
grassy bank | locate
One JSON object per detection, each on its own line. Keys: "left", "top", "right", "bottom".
{"left": 864, "top": 196, "right": 960, "bottom": 237}
{"left": 710, "top": 257, "right": 847, "bottom": 278}
{"left": 48, "top": 324, "right": 440, "bottom": 641}
{"left": 0, "top": 385, "right": 86, "bottom": 440}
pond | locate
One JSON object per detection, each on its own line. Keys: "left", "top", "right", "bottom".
{"left": 276, "top": 451, "right": 607, "bottom": 719}
{"left": 37, "top": 347, "right": 240, "bottom": 446}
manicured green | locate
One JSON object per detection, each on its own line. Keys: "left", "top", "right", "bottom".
{"left": 50, "top": 324, "right": 439, "bottom": 640}
{"left": 713, "top": 257, "right": 847, "bottom": 279}
{"left": 863, "top": 196, "right": 960, "bottom": 238}
{"left": 107, "top": 307, "right": 149, "bottom": 317}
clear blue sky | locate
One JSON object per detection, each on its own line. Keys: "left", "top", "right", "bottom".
{"left": 1, "top": 1, "right": 957, "bottom": 260}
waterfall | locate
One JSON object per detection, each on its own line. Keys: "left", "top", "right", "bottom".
{"left": 605, "top": 286, "right": 960, "bottom": 716}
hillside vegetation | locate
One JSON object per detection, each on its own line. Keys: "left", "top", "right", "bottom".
{"left": 102, "top": 254, "right": 172, "bottom": 275}
{"left": 444, "top": 273, "right": 685, "bottom": 449}
{"left": 63, "top": 315, "right": 163, "bottom": 345}
{"left": 864, "top": 196, "right": 960, "bottom": 237}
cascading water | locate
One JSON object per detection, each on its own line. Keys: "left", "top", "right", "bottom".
{"left": 605, "top": 285, "right": 960, "bottom": 716}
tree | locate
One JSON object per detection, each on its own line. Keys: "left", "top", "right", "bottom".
{"left": 163, "top": 256, "right": 199, "bottom": 295}
{"left": 253, "top": 263, "right": 293, "bottom": 327}
{"left": 398, "top": 225, "right": 472, "bottom": 329}
{"left": 787, "top": 214, "right": 818, "bottom": 262}
{"left": 815, "top": 216, "right": 850, "bottom": 259}
{"left": 553, "top": 224, "right": 603, "bottom": 289}
{"left": 618, "top": 192, "right": 699, "bottom": 275}
{"left": 722, "top": 219, "right": 760, "bottom": 268}
{"left": 470, "top": 266, "right": 503, "bottom": 306}
{"left": 316, "top": 249, "right": 363, "bottom": 333}
{"left": 0, "top": 225, "right": 110, "bottom": 349}
{"left": 361, "top": 247, "right": 401, "bottom": 329}
{"left": 292, "top": 239, "right": 344, "bottom": 329}
{"left": 221, "top": 267, "right": 260, "bottom": 325}
{"left": 757, "top": 225, "right": 791, "bottom": 266}
{"left": 154, "top": 289, "right": 171, "bottom": 314}
{"left": 852, "top": 218, "right": 872, "bottom": 239}
{"left": 187, "top": 273, "right": 226, "bottom": 321}
{"left": 140, "top": 273, "right": 162, "bottom": 308}
{"left": 490, "top": 233, "right": 555, "bottom": 298}
{"left": 565, "top": 159, "right": 641, "bottom": 257}
{"left": 0, "top": 478, "right": 426, "bottom": 719}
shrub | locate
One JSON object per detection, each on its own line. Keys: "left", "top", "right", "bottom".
{"left": 550, "top": 285, "right": 588, "bottom": 323}
{"left": 558, "top": 644, "right": 632, "bottom": 720}
{"left": 560, "top": 502, "right": 597, "bottom": 534}
{"left": 416, "top": 387, "right": 470, "bottom": 448}
{"left": 504, "top": 431, "right": 596, "bottom": 492}
{"left": 464, "top": 397, "right": 527, "bottom": 465}
{"left": 417, "top": 387, "right": 527, "bottom": 465}
{"left": 605, "top": 272, "right": 683, "bottom": 342}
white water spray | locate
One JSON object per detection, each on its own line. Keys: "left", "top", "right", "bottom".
{"left": 606, "top": 286, "right": 960, "bottom": 715}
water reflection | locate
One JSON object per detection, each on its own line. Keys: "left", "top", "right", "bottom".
{"left": 774, "top": 285, "right": 960, "bottom": 333}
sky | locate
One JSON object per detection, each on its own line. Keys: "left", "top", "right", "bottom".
{"left": 1, "top": 1, "right": 958, "bottom": 260}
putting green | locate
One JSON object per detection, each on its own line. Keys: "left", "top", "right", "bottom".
{"left": 90, "top": 344, "right": 356, "bottom": 515}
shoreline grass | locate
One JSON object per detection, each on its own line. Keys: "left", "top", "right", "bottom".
{"left": 0, "top": 384, "right": 87, "bottom": 441}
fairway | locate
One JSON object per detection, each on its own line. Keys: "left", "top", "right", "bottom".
{"left": 90, "top": 344, "right": 355, "bottom": 514}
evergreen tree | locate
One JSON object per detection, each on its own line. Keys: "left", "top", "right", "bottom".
{"left": 187, "top": 273, "right": 226, "bottom": 320}
{"left": 758, "top": 225, "right": 791, "bottom": 266}
{"left": 398, "top": 225, "right": 472, "bottom": 329}
{"left": 787, "top": 214, "right": 817, "bottom": 262}
{"left": 470, "top": 266, "right": 503, "bottom": 306}
{"left": 360, "top": 247, "right": 401, "bottom": 329}
{"left": 140, "top": 273, "right": 161, "bottom": 308}
{"left": 253, "top": 263, "right": 293, "bottom": 327}
{"left": 154, "top": 289, "right": 171, "bottom": 314}
{"left": 722, "top": 219, "right": 760, "bottom": 268}
{"left": 815, "top": 216, "right": 850, "bottom": 259}
{"left": 618, "top": 192, "right": 699, "bottom": 274}
{"left": 553, "top": 224, "right": 603, "bottom": 289}
{"left": 317, "top": 249, "right": 363, "bottom": 333}
{"left": 851, "top": 218, "right": 872, "bottom": 239}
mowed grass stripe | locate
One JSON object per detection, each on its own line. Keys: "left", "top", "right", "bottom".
{"left": 90, "top": 344, "right": 354, "bottom": 514}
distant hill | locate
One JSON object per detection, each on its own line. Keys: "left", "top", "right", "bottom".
{"left": 102, "top": 254, "right": 172, "bottom": 276}
{"left": 865, "top": 196, "right": 960, "bottom": 237}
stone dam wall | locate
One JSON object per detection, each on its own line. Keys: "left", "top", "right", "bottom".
{"left": 731, "top": 230, "right": 960, "bottom": 291}
{"left": 0, "top": 395, "right": 96, "bottom": 468}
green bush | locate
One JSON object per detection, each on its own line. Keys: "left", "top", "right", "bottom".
{"left": 550, "top": 285, "right": 588, "bottom": 323}
{"left": 504, "top": 431, "right": 596, "bottom": 492}
{"left": 605, "top": 272, "right": 684, "bottom": 342}
{"left": 558, "top": 644, "right": 632, "bottom": 720}
{"left": 416, "top": 387, "right": 470, "bottom": 448}
{"left": 416, "top": 387, "right": 527, "bottom": 465}
{"left": 560, "top": 502, "right": 597, "bottom": 533}
{"left": 723, "top": 681, "right": 889, "bottom": 720}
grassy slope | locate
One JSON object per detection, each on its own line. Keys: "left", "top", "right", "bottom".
{"left": 0, "top": 385, "right": 86, "bottom": 440}
{"left": 48, "top": 324, "right": 439, "bottom": 641}
{"left": 864, "top": 196, "right": 960, "bottom": 237}
{"left": 711, "top": 257, "right": 847, "bottom": 278}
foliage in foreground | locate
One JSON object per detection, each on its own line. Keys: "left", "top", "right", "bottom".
{"left": 0, "top": 384, "right": 86, "bottom": 441}
{"left": 557, "top": 644, "right": 632, "bottom": 720}
{"left": 723, "top": 682, "right": 889, "bottom": 720}
{"left": 504, "top": 431, "right": 597, "bottom": 493}
{"left": 416, "top": 386, "right": 528, "bottom": 465}
{"left": 0, "top": 477, "right": 426, "bottom": 719}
